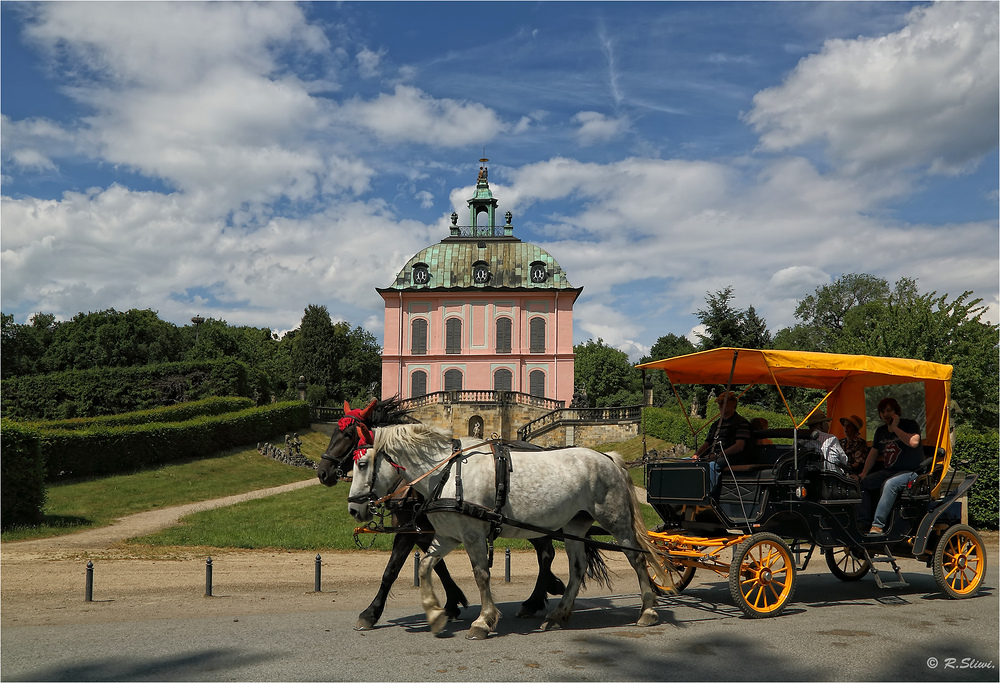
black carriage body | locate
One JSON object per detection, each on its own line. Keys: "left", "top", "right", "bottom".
{"left": 646, "top": 435, "right": 972, "bottom": 561}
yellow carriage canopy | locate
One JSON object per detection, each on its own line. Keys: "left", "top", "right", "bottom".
{"left": 637, "top": 348, "right": 954, "bottom": 489}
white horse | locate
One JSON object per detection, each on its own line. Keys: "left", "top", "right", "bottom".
{"left": 348, "top": 422, "right": 667, "bottom": 639}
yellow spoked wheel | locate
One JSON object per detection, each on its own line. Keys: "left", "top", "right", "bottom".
{"left": 728, "top": 533, "right": 796, "bottom": 618}
{"left": 646, "top": 555, "right": 696, "bottom": 595}
{"left": 933, "top": 524, "right": 987, "bottom": 599}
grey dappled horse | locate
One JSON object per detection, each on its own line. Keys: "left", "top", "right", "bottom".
{"left": 349, "top": 422, "right": 666, "bottom": 639}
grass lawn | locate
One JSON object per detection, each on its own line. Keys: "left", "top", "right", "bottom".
{"left": 0, "top": 429, "right": 331, "bottom": 542}
{"left": 4, "top": 429, "right": 668, "bottom": 550}
{"left": 131, "top": 434, "right": 667, "bottom": 551}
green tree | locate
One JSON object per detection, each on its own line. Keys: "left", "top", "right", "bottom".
{"left": 40, "top": 309, "right": 184, "bottom": 372}
{"left": 1, "top": 313, "right": 58, "bottom": 379}
{"left": 775, "top": 274, "right": 999, "bottom": 431}
{"left": 695, "top": 286, "right": 772, "bottom": 350}
{"left": 288, "top": 304, "right": 382, "bottom": 406}
{"left": 574, "top": 338, "right": 642, "bottom": 407}
{"left": 640, "top": 333, "right": 696, "bottom": 407}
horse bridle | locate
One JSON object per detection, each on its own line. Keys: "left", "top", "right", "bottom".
{"left": 320, "top": 414, "right": 374, "bottom": 482}
{"left": 346, "top": 445, "right": 406, "bottom": 507}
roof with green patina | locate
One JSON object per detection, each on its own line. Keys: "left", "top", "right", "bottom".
{"left": 379, "top": 237, "right": 579, "bottom": 292}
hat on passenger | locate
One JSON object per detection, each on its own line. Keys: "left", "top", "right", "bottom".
{"left": 839, "top": 414, "right": 864, "bottom": 431}
{"left": 805, "top": 411, "right": 830, "bottom": 427}
{"left": 715, "top": 391, "right": 738, "bottom": 405}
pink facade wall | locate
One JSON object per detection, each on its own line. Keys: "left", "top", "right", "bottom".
{"left": 381, "top": 289, "right": 577, "bottom": 405}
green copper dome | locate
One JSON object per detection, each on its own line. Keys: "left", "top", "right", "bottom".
{"left": 381, "top": 238, "right": 578, "bottom": 290}
{"left": 379, "top": 160, "right": 581, "bottom": 294}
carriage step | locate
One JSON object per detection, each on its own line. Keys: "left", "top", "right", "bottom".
{"left": 863, "top": 547, "right": 909, "bottom": 590}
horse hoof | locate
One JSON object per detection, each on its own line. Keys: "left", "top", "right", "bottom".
{"left": 428, "top": 610, "right": 448, "bottom": 635}
{"left": 540, "top": 620, "right": 563, "bottom": 631}
{"left": 515, "top": 607, "right": 538, "bottom": 618}
{"left": 354, "top": 621, "right": 375, "bottom": 631}
{"left": 637, "top": 611, "right": 659, "bottom": 627}
{"left": 465, "top": 627, "right": 490, "bottom": 640}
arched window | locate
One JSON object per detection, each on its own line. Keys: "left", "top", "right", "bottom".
{"left": 529, "top": 370, "right": 545, "bottom": 397}
{"left": 529, "top": 317, "right": 546, "bottom": 353}
{"left": 446, "top": 318, "right": 462, "bottom": 354}
{"left": 444, "top": 368, "right": 463, "bottom": 392}
{"left": 410, "top": 370, "right": 427, "bottom": 397}
{"left": 494, "top": 368, "right": 513, "bottom": 392}
{"left": 411, "top": 318, "right": 427, "bottom": 355}
{"left": 495, "top": 317, "right": 512, "bottom": 353}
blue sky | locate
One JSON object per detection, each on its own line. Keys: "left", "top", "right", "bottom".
{"left": 2, "top": 1, "right": 997, "bottom": 360}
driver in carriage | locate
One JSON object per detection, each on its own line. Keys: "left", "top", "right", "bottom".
{"left": 857, "top": 397, "right": 923, "bottom": 536}
{"left": 695, "top": 391, "right": 752, "bottom": 489}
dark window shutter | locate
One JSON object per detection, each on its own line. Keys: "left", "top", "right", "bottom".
{"left": 495, "top": 318, "right": 512, "bottom": 353}
{"left": 411, "top": 318, "right": 427, "bottom": 355}
{"left": 444, "top": 368, "right": 463, "bottom": 392}
{"left": 529, "top": 317, "right": 545, "bottom": 353}
{"left": 529, "top": 370, "right": 545, "bottom": 397}
{"left": 411, "top": 370, "right": 427, "bottom": 397}
{"left": 494, "top": 368, "right": 512, "bottom": 392}
{"left": 446, "top": 318, "right": 462, "bottom": 354}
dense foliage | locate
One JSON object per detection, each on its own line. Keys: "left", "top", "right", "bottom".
{"left": 573, "top": 338, "right": 642, "bottom": 407}
{"left": 955, "top": 430, "right": 999, "bottom": 530}
{"left": 0, "top": 421, "right": 46, "bottom": 529}
{"left": 18, "top": 396, "right": 255, "bottom": 431}
{"left": 2, "top": 305, "right": 382, "bottom": 409}
{"left": 1, "top": 359, "right": 251, "bottom": 420}
{"left": 39, "top": 401, "right": 310, "bottom": 481}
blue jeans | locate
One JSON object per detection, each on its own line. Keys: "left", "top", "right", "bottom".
{"left": 861, "top": 470, "right": 917, "bottom": 530}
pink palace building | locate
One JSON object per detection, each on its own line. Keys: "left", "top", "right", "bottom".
{"left": 378, "top": 161, "right": 582, "bottom": 408}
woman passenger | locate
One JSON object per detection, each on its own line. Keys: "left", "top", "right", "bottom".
{"left": 839, "top": 415, "right": 867, "bottom": 475}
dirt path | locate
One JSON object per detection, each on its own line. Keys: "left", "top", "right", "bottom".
{"left": 2, "top": 478, "right": 322, "bottom": 557}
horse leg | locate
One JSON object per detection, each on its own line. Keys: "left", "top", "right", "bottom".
{"left": 418, "top": 536, "right": 459, "bottom": 636}
{"left": 355, "top": 532, "right": 416, "bottom": 630}
{"left": 417, "top": 533, "right": 469, "bottom": 620}
{"left": 625, "top": 547, "right": 660, "bottom": 627}
{"left": 517, "top": 537, "right": 564, "bottom": 618}
{"left": 540, "top": 536, "right": 588, "bottom": 631}
{"left": 463, "top": 534, "right": 500, "bottom": 640}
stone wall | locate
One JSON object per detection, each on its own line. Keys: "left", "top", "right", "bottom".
{"left": 408, "top": 401, "right": 553, "bottom": 441}
{"left": 529, "top": 421, "right": 639, "bottom": 449}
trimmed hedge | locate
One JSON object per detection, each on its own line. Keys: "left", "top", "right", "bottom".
{"left": 41, "top": 401, "right": 310, "bottom": 480}
{"left": 0, "top": 359, "right": 252, "bottom": 421}
{"left": 21, "top": 396, "right": 255, "bottom": 431}
{"left": 954, "top": 430, "right": 999, "bottom": 530}
{"left": 1, "top": 421, "right": 47, "bottom": 529}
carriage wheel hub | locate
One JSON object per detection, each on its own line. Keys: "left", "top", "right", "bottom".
{"left": 957, "top": 555, "right": 968, "bottom": 569}
{"left": 759, "top": 568, "right": 772, "bottom": 583}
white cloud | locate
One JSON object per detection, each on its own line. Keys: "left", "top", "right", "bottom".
{"left": 572, "top": 111, "right": 629, "bottom": 146}
{"left": 356, "top": 47, "right": 386, "bottom": 79}
{"left": 342, "top": 85, "right": 507, "bottom": 147}
{"left": 746, "top": 1, "right": 999, "bottom": 176}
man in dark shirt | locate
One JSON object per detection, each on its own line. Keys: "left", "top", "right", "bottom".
{"left": 858, "top": 397, "right": 923, "bottom": 535}
{"left": 696, "top": 391, "right": 751, "bottom": 488}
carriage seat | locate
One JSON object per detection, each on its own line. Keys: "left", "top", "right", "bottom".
{"left": 899, "top": 448, "right": 946, "bottom": 501}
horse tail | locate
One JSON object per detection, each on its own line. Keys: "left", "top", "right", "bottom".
{"left": 622, "top": 462, "right": 674, "bottom": 591}
{"left": 583, "top": 542, "right": 612, "bottom": 590}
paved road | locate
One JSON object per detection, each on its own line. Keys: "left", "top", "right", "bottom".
{"left": 3, "top": 554, "right": 997, "bottom": 682}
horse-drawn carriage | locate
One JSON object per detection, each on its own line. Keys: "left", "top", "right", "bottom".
{"left": 637, "top": 347, "right": 986, "bottom": 618}
{"left": 317, "top": 348, "right": 986, "bottom": 636}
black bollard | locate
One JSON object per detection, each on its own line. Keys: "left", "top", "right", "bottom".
{"left": 85, "top": 561, "right": 94, "bottom": 602}
{"left": 413, "top": 551, "right": 420, "bottom": 587}
{"left": 314, "top": 554, "right": 322, "bottom": 592}
{"left": 205, "top": 557, "right": 213, "bottom": 597}
{"left": 505, "top": 547, "right": 511, "bottom": 583}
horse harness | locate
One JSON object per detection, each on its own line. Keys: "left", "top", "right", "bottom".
{"left": 353, "top": 431, "right": 648, "bottom": 560}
